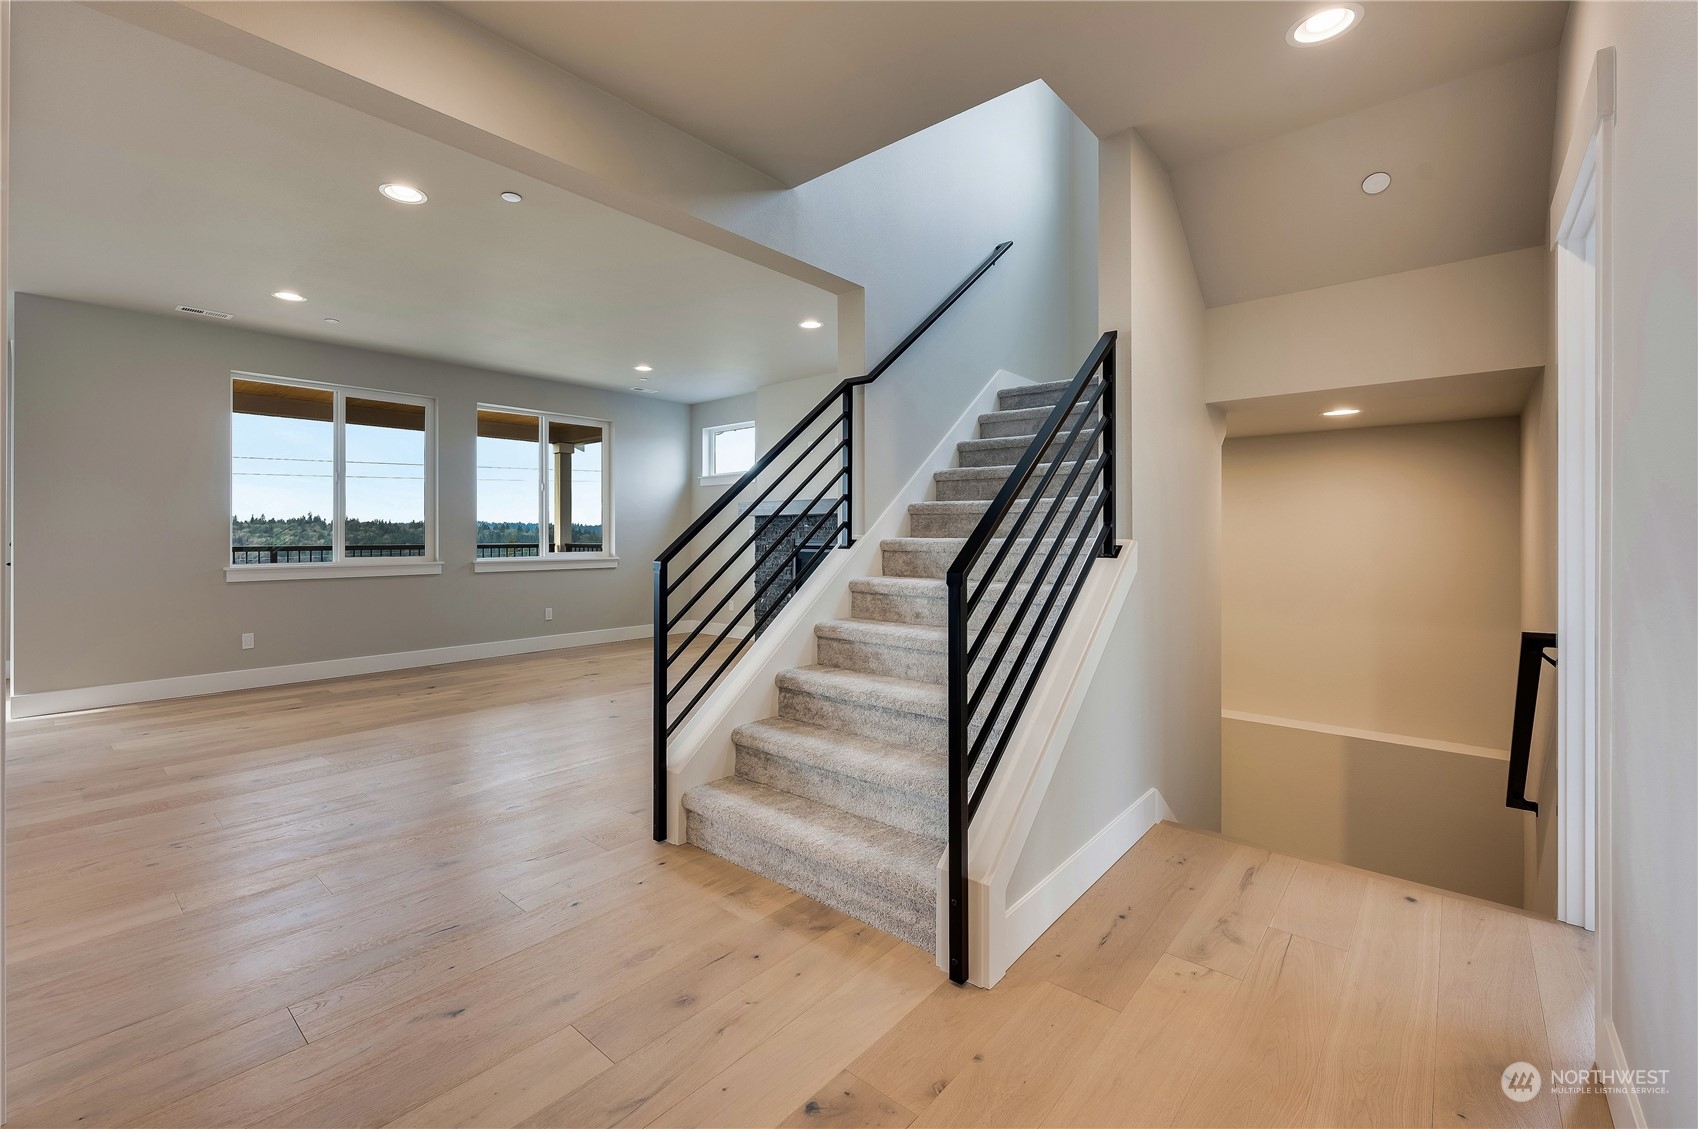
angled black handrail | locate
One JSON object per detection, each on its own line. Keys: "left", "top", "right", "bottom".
{"left": 942, "top": 329, "right": 1118, "bottom": 984}
{"left": 1507, "top": 630, "right": 1557, "bottom": 813}
{"left": 653, "top": 241, "right": 1014, "bottom": 841}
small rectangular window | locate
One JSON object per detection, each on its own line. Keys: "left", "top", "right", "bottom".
{"left": 703, "top": 421, "right": 756, "bottom": 482}
{"left": 477, "top": 406, "right": 612, "bottom": 562}
{"left": 231, "top": 376, "right": 435, "bottom": 572}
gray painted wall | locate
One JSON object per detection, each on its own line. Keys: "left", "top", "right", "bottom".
{"left": 11, "top": 294, "right": 690, "bottom": 694}
{"left": 694, "top": 82, "right": 1101, "bottom": 518}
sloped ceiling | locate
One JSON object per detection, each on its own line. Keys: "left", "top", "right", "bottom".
{"left": 444, "top": 1, "right": 1565, "bottom": 305}
{"left": 445, "top": 1, "right": 1566, "bottom": 182}
{"left": 1173, "top": 51, "right": 1559, "bottom": 306}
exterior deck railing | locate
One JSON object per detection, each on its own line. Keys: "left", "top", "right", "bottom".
{"left": 230, "top": 543, "right": 602, "bottom": 564}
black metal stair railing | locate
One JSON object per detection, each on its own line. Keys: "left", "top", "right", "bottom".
{"left": 943, "top": 329, "right": 1119, "bottom": 984}
{"left": 1507, "top": 630, "right": 1557, "bottom": 813}
{"left": 652, "top": 242, "right": 1013, "bottom": 841}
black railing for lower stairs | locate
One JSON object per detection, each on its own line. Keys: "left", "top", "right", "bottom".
{"left": 1507, "top": 630, "right": 1557, "bottom": 813}
{"left": 944, "top": 330, "right": 1119, "bottom": 984}
{"left": 652, "top": 242, "right": 1013, "bottom": 840}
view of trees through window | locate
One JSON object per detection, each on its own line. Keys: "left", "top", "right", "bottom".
{"left": 231, "top": 378, "right": 429, "bottom": 563}
{"left": 476, "top": 408, "right": 607, "bottom": 556}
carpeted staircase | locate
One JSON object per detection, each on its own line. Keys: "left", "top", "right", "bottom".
{"left": 682, "top": 377, "right": 1088, "bottom": 953}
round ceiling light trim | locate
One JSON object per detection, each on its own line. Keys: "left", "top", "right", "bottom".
{"left": 1361, "top": 171, "right": 1392, "bottom": 195}
{"left": 323, "top": 317, "right": 341, "bottom": 325}
{"left": 798, "top": 319, "right": 823, "bottom": 330}
{"left": 634, "top": 364, "right": 654, "bottom": 373}
{"left": 1287, "top": 4, "right": 1363, "bottom": 45}
{"left": 378, "top": 183, "right": 428, "bottom": 204}
{"left": 500, "top": 191, "right": 523, "bottom": 203}
{"left": 1322, "top": 407, "right": 1362, "bottom": 417}
{"left": 272, "top": 290, "right": 307, "bottom": 302}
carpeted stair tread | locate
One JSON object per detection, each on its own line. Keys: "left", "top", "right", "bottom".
{"left": 683, "top": 777, "right": 941, "bottom": 905}
{"left": 997, "top": 378, "right": 1090, "bottom": 411}
{"left": 850, "top": 575, "right": 948, "bottom": 598}
{"left": 776, "top": 664, "right": 946, "bottom": 720}
{"left": 733, "top": 717, "right": 945, "bottom": 804}
{"left": 814, "top": 618, "right": 947, "bottom": 653}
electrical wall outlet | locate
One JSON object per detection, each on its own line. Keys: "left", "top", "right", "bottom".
{"left": 544, "top": 607, "right": 554, "bottom": 621}
{"left": 241, "top": 632, "right": 255, "bottom": 650}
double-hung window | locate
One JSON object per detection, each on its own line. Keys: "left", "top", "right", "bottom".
{"left": 475, "top": 406, "right": 614, "bottom": 571}
{"left": 228, "top": 375, "right": 438, "bottom": 580}
{"left": 701, "top": 421, "right": 756, "bottom": 485}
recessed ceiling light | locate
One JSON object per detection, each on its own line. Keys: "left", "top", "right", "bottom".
{"left": 798, "top": 319, "right": 823, "bottom": 330}
{"left": 1287, "top": 4, "right": 1362, "bottom": 45}
{"left": 378, "top": 183, "right": 428, "bottom": 204}
{"left": 634, "top": 364, "right": 653, "bottom": 372}
{"left": 500, "top": 191, "right": 523, "bottom": 203}
{"left": 630, "top": 387, "right": 658, "bottom": 394}
{"left": 1361, "top": 171, "right": 1392, "bottom": 195}
{"left": 272, "top": 290, "right": 306, "bottom": 302}
{"left": 323, "top": 318, "right": 341, "bottom": 325}
{"left": 1322, "top": 407, "right": 1362, "bottom": 417}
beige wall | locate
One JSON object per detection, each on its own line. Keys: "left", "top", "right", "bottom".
{"left": 1519, "top": 370, "right": 1561, "bottom": 916}
{"left": 1011, "top": 126, "right": 1223, "bottom": 898}
{"left": 1204, "top": 247, "right": 1547, "bottom": 404}
{"left": 1223, "top": 718, "right": 1525, "bottom": 906}
{"left": 1223, "top": 418, "right": 1523, "bottom": 748}
{"left": 10, "top": 295, "right": 691, "bottom": 695}
{"left": 1555, "top": 6, "right": 1698, "bottom": 1124}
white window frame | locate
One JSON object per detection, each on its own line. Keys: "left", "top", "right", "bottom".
{"left": 700, "top": 420, "right": 756, "bottom": 486}
{"left": 474, "top": 405, "right": 616, "bottom": 573}
{"left": 225, "top": 372, "right": 441, "bottom": 582}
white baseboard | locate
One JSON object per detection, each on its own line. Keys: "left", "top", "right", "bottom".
{"left": 1001, "top": 786, "right": 1174, "bottom": 966}
{"left": 8, "top": 623, "right": 653, "bottom": 719}
{"left": 1598, "top": 1018, "right": 1649, "bottom": 1129}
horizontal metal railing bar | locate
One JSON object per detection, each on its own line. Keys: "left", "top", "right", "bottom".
{"left": 665, "top": 495, "right": 847, "bottom": 697}
{"left": 968, "top": 523, "right": 1106, "bottom": 817}
{"left": 657, "top": 242, "right": 1012, "bottom": 568}
{"left": 966, "top": 471, "right": 1106, "bottom": 719}
{"left": 967, "top": 491, "right": 1107, "bottom": 772}
{"left": 665, "top": 436, "right": 848, "bottom": 630}
{"left": 666, "top": 464, "right": 848, "bottom": 661}
{"left": 665, "top": 411, "right": 846, "bottom": 597}
{"left": 965, "top": 424, "right": 1107, "bottom": 647}
{"left": 945, "top": 332, "right": 1115, "bottom": 588}
{"left": 964, "top": 384, "right": 1106, "bottom": 618}
{"left": 665, "top": 520, "right": 846, "bottom": 736}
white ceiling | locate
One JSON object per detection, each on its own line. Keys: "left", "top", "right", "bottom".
{"left": 443, "top": 0, "right": 1567, "bottom": 306}
{"left": 1219, "top": 368, "right": 1540, "bottom": 439}
{"left": 445, "top": 1, "right": 1568, "bottom": 184}
{"left": 9, "top": 2, "right": 839, "bottom": 404}
{"left": 1174, "top": 51, "right": 1558, "bottom": 305}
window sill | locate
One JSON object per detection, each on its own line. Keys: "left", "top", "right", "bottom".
{"left": 474, "top": 556, "right": 619, "bottom": 573}
{"left": 226, "top": 560, "right": 444, "bottom": 583}
{"left": 699, "top": 472, "right": 747, "bottom": 487}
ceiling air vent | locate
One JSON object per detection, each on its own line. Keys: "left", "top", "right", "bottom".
{"left": 174, "top": 304, "right": 234, "bottom": 320}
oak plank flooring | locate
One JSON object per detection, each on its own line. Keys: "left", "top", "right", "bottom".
{"left": 6, "top": 641, "right": 1606, "bottom": 1127}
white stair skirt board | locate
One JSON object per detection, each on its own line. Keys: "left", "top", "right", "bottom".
{"left": 8, "top": 623, "right": 652, "bottom": 719}
{"left": 950, "top": 537, "right": 1142, "bottom": 986}
{"left": 662, "top": 369, "right": 1037, "bottom": 843}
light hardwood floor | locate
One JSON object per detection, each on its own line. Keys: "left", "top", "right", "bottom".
{"left": 6, "top": 641, "right": 1609, "bottom": 1128}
